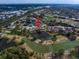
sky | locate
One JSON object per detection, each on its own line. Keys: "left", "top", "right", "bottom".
{"left": 0, "top": 0, "right": 79, "bottom": 4}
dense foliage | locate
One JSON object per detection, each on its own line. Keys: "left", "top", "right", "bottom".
{"left": 0, "top": 47, "right": 29, "bottom": 59}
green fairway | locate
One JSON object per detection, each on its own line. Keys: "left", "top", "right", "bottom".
{"left": 23, "top": 38, "right": 49, "bottom": 53}
{"left": 23, "top": 38, "right": 79, "bottom": 53}
{"left": 46, "top": 15, "right": 55, "bottom": 21}
{"left": 48, "top": 41, "right": 79, "bottom": 53}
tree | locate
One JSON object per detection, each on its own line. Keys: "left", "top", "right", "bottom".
{"left": 0, "top": 28, "right": 2, "bottom": 33}
{"left": 36, "top": 29, "right": 41, "bottom": 34}
{"left": 21, "top": 28, "right": 26, "bottom": 36}
{"left": 54, "top": 49, "right": 64, "bottom": 59}
{"left": 69, "top": 35, "right": 76, "bottom": 41}
{"left": 75, "top": 46, "right": 79, "bottom": 59}
{"left": 51, "top": 35, "right": 57, "bottom": 44}
{"left": 0, "top": 47, "right": 29, "bottom": 59}
{"left": 11, "top": 28, "right": 21, "bottom": 35}
{"left": 66, "top": 32, "right": 76, "bottom": 41}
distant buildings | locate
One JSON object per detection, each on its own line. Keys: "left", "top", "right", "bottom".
{"left": 0, "top": 10, "right": 28, "bottom": 20}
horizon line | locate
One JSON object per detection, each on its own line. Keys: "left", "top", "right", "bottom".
{"left": 0, "top": 3, "right": 79, "bottom": 5}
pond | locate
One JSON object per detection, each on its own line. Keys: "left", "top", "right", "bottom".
{"left": 32, "top": 31, "right": 52, "bottom": 40}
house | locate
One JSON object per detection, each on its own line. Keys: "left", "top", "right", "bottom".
{"left": 23, "top": 24, "right": 36, "bottom": 31}
{"left": 48, "top": 26, "right": 64, "bottom": 32}
{"left": 47, "top": 25, "right": 74, "bottom": 34}
{"left": 41, "top": 24, "right": 47, "bottom": 30}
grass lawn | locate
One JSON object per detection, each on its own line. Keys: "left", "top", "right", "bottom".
{"left": 23, "top": 38, "right": 79, "bottom": 53}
